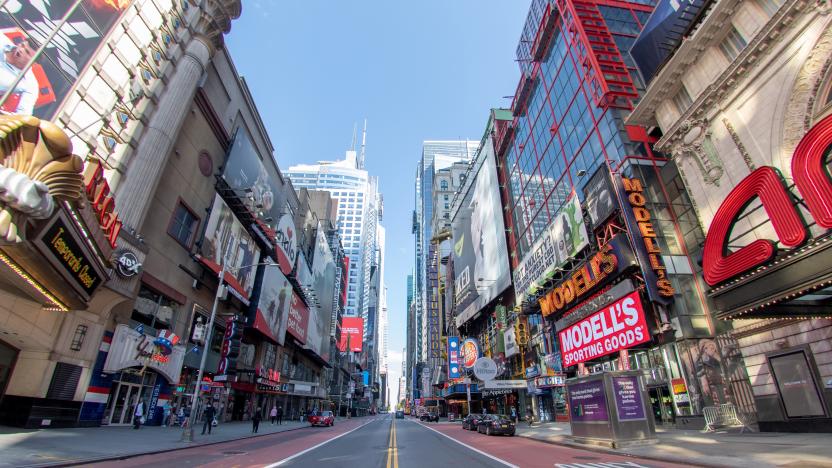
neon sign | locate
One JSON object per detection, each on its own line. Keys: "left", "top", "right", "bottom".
{"left": 703, "top": 114, "right": 832, "bottom": 286}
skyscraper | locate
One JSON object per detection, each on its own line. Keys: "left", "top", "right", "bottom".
{"left": 412, "top": 140, "right": 477, "bottom": 370}
{"left": 285, "top": 146, "right": 378, "bottom": 321}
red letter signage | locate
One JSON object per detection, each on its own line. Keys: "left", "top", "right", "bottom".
{"left": 792, "top": 113, "right": 832, "bottom": 229}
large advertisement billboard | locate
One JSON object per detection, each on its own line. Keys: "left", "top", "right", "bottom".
{"left": 558, "top": 291, "right": 650, "bottom": 367}
{"left": 200, "top": 194, "right": 260, "bottom": 296}
{"left": 452, "top": 141, "right": 511, "bottom": 324}
{"left": 221, "top": 126, "right": 286, "bottom": 253}
{"left": 0, "top": 1, "right": 131, "bottom": 118}
{"left": 513, "top": 191, "right": 590, "bottom": 305}
{"left": 311, "top": 224, "right": 335, "bottom": 361}
{"left": 256, "top": 261, "right": 293, "bottom": 345}
{"left": 338, "top": 316, "right": 363, "bottom": 352}
{"left": 295, "top": 252, "right": 326, "bottom": 359}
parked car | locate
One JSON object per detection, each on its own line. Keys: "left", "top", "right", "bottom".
{"left": 308, "top": 411, "right": 335, "bottom": 427}
{"left": 461, "top": 414, "right": 484, "bottom": 430}
{"left": 477, "top": 414, "right": 515, "bottom": 436}
{"left": 395, "top": 410, "right": 405, "bottom": 419}
{"left": 419, "top": 411, "right": 439, "bottom": 422}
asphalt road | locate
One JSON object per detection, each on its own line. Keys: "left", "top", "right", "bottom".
{"left": 90, "top": 415, "right": 695, "bottom": 468}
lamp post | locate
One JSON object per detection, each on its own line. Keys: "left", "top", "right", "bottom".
{"left": 181, "top": 255, "right": 283, "bottom": 442}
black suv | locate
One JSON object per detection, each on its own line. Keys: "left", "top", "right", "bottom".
{"left": 420, "top": 411, "right": 439, "bottom": 422}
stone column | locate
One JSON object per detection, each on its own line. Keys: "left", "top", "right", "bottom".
{"left": 114, "top": 36, "right": 212, "bottom": 230}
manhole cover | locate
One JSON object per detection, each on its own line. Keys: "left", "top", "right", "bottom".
{"left": 222, "top": 450, "right": 247, "bottom": 455}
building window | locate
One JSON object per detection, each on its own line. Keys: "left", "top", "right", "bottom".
{"left": 440, "top": 180, "right": 449, "bottom": 191}
{"left": 673, "top": 86, "right": 694, "bottom": 114}
{"left": 167, "top": 201, "right": 199, "bottom": 248}
{"left": 719, "top": 26, "right": 747, "bottom": 62}
{"left": 756, "top": 0, "right": 784, "bottom": 16}
{"left": 70, "top": 325, "right": 88, "bottom": 352}
{"left": 131, "top": 286, "right": 178, "bottom": 333}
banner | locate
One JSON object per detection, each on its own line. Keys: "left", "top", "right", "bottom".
{"left": 452, "top": 142, "right": 511, "bottom": 325}
{"left": 583, "top": 165, "right": 617, "bottom": 229}
{"left": 558, "top": 291, "right": 650, "bottom": 367}
{"left": 103, "top": 325, "right": 184, "bottom": 384}
{"left": 504, "top": 327, "right": 519, "bottom": 358}
{"left": 286, "top": 290, "right": 309, "bottom": 344}
{"left": 311, "top": 224, "right": 335, "bottom": 361}
{"left": 448, "top": 337, "right": 461, "bottom": 379}
{"left": 338, "top": 316, "right": 364, "bottom": 352}
{"left": 513, "top": 192, "right": 590, "bottom": 305}
{"left": 200, "top": 194, "right": 260, "bottom": 296}
{"left": 0, "top": 1, "right": 131, "bottom": 118}
{"left": 256, "top": 262, "right": 292, "bottom": 345}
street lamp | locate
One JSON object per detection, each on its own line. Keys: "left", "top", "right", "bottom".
{"left": 181, "top": 254, "right": 282, "bottom": 442}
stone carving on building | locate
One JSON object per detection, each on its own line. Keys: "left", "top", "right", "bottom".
{"left": 780, "top": 23, "right": 832, "bottom": 171}
{"left": 671, "top": 119, "right": 724, "bottom": 187}
{"left": 0, "top": 115, "right": 84, "bottom": 244}
{"left": 721, "top": 118, "right": 756, "bottom": 172}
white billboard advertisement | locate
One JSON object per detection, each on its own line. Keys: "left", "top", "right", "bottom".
{"left": 512, "top": 192, "right": 589, "bottom": 305}
{"left": 452, "top": 140, "right": 511, "bottom": 325}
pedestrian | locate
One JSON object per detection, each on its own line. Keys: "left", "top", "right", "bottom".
{"left": 202, "top": 401, "right": 216, "bottom": 435}
{"left": 270, "top": 405, "right": 278, "bottom": 425}
{"left": 252, "top": 407, "right": 261, "bottom": 433}
{"left": 133, "top": 399, "right": 144, "bottom": 430}
{"left": 162, "top": 402, "right": 170, "bottom": 427}
{"left": 276, "top": 405, "right": 283, "bottom": 425}
{"left": 182, "top": 405, "right": 191, "bottom": 428}
{"left": 511, "top": 407, "right": 517, "bottom": 423}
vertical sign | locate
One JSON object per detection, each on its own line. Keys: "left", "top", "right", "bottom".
{"left": 448, "top": 337, "right": 461, "bottom": 379}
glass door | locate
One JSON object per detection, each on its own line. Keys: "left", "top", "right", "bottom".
{"left": 109, "top": 383, "right": 141, "bottom": 425}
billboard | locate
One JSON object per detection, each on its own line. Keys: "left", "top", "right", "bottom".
{"left": 513, "top": 191, "right": 590, "bottom": 305}
{"left": 452, "top": 141, "right": 511, "bottom": 324}
{"left": 311, "top": 225, "right": 335, "bottom": 361}
{"left": 583, "top": 165, "right": 617, "bottom": 229}
{"left": 558, "top": 291, "right": 650, "bottom": 367}
{"left": 200, "top": 194, "right": 260, "bottom": 296}
{"left": 0, "top": 1, "right": 131, "bottom": 118}
{"left": 338, "top": 316, "right": 363, "bottom": 352}
{"left": 221, "top": 127, "right": 285, "bottom": 251}
{"left": 256, "top": 261, "right": 293, "bottom": 345}
{"left": 504, "top": 327, "right": 519, "bottom": 358}
{"left": 295, "top": 252, "right": 326, "bottom": 359}
{"left": 285, "top": 289, "right": 309, "bottom": 344}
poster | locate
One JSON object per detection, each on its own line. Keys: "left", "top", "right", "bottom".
{"left": 612, "top": 376, "right": 646, "bottom": 421}
{"left": 583, "top": 164, "right": 617, "bottom": 229}
{"left": 451, "top": 141, "right": 511, "bottom": 325}
{"left": 568, "top": 380, "right": 609, "bottom": 422}
{"left": 257, "top": 262, "right": 293, "bottom": 345}
{"left": 200, "top": 194, "right": 260, "bottom": 296}
{"left": 311, "top": 224, "right": 335, "bottom": 361}
{"left": 0, "top": 1, "right": 132, "bottom": 118}
{"left": 513, "top": 192, "right": 589, "bottom": 305}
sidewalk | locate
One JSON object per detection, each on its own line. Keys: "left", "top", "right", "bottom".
{"left": 514, "top": 421, "right": 832, "bottom": 467}
{"left": 0, "top": 418, "right": 313, "bottom": 468}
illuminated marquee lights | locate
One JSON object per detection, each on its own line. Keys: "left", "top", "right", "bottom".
{"left": 0, "top": 250, "right": 69, "bottom": 311}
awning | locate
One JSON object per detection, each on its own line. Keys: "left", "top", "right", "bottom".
{"left": 194, "top": 255, "right": 250, "bottom": 306}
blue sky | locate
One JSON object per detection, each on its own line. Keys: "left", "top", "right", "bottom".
{"left": 226, "top": 0, "right": 530, "bottom": 401}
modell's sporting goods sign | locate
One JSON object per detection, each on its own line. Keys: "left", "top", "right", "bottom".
{"left": 558, "top": 291, "right": 649, "bottom": 366}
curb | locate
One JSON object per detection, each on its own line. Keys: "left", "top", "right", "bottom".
{"left": 17, "top": 421, "right": 329, "bottom": 468}
{"left": 514, "top": 431, "right": 725, "bottom": 468}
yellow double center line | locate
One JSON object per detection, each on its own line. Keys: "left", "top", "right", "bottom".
{"left": 386, "top": 417, "right": 398, "bottom": 468}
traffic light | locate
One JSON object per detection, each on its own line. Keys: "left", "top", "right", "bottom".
{"left": 515, "top": 321, "right": 529, "bottom": 346}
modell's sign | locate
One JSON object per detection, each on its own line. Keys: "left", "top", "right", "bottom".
{"left": 558, "top": 291, "right": 650, "bottom": 366}
{"left": 539, "top": 234, "right": 637, "bottom": 317}
{"left": 703, "top": 114, "right": 832, "bottom": 286}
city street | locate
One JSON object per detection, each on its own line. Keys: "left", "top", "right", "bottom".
{"left": 88, "top": 415, "right": 693, "bottom": 468}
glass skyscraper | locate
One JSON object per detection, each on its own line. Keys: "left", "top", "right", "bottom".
{"left": 286, "top": 150, "right": 379, "bottom": 320}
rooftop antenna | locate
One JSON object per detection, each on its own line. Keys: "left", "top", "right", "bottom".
{"left": 359, "top": 119, "right": 367, "bottom": 170}
{"left": 351, "top": 122, "right": 358, "bottom": 152}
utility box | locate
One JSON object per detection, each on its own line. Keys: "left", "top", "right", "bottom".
{"left": 566, "top": 371, "right": 657, "bottom": 448}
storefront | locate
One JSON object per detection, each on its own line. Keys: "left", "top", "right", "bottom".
{"left": 534, "top": 374, "right": 567, "bottom": 422}
{"left": 100, "top": 324, "right": 184, "bottom": 426}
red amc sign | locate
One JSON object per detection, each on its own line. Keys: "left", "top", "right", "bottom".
{"left": 558, "top": 291, "right": 649, "bottom": 367}
{"left": 338, "top": 317, "right": 364, "bottom": 352}
{"left": 703, "top": 113, "right": 832, "bottom": 286}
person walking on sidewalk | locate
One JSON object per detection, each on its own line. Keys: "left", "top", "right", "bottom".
{"left": 202, "top": 402, "right": 216, "bottom": 435}
{"left": 270, "top": 405, "right": 278, "bottom": 425}
{"left": 276, "top": 405, "right": 283, "bottom": 425}
{"left": 133, "top": 399, "right": 145, "bottom": 430}
{"left": 252, "top": 407, "right": 262, "bottom": 433}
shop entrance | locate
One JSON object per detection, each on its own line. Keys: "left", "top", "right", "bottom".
{"left": 107, "top": 382, "right": 143, "bottom": 425}
{"left": 648, "top": 386, "right": 675, "bottom": 425}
